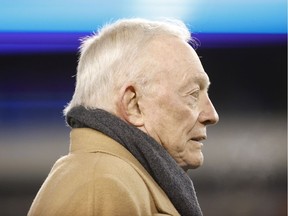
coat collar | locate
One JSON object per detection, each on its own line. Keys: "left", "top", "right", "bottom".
{"left": 70, "top": 128, "right": 143, "bottom": 168}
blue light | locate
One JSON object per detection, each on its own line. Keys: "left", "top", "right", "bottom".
{"left": 0, "top": 0, "right": 286, "bottom": 33}
{"left": 188, "top": 0, "right": 287, "bottom": 34}
{"left": 0, "top": 0, "right": 286, "bottom": 53}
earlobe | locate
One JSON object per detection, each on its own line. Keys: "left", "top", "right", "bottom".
{"left": 117, "top": 85, "right": 144, "bottom": 126}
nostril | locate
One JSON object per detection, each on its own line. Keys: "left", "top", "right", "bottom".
{"left": 203, "top": 119, "right": 213, "bottom": 125}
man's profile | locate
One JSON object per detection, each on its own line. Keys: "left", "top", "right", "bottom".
{"left": 28, "top": 18, "right": 219, "bottom": 216}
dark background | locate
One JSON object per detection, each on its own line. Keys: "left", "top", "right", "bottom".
{"left": 0, "top": 34, "right": 287, "bottom": 216}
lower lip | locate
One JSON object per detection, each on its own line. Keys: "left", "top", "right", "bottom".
{"left": 190, "top": 140, "right": 203, "bottom": 148}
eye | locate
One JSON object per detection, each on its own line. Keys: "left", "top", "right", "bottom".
{"left": 190, "top": 90, "right": 199, "bottom": 99}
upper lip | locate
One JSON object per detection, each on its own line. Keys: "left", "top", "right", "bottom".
{"left": 191, "top": 136, "right": 207, "bottom": 142}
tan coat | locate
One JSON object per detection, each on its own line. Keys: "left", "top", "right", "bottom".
{"left": 28, "top": 128, "right": 180, "bottom": 216}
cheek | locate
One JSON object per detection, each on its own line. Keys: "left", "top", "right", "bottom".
{"left": 159, "top": 97, "right": 199, "bottom": 134}
{"left": 161, "top": 109, "right": 197, "bottom": 152}
{"left": 142, "top": 94, "right": 199, "bottom": 146}
{"left": 162, "top": 108, "right": 200, "bottom": 157}
{"left": 160, "top": 97, "right": 192, "bottom": 122}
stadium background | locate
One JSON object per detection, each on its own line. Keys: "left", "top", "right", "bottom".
{"left": 1, "top": 0, "right": 286, "bottom": 215}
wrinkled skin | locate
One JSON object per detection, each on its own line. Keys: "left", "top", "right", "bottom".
{"left": 138, "top": 36, "right": 219, "bottom": 171}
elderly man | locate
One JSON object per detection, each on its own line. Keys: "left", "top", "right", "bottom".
{"left": 29, "top": 18, "right": 218, "bottom": 216}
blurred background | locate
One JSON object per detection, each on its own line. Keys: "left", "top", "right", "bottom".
{"left": 0, "top": 0, "right": 287, "bottom": 215}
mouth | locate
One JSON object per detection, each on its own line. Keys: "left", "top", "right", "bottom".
{"left": 190, "top": 136, "right": 207, "bottom": 148}
{"left": 191, "top": 135, "right": 207, "bottom": 142}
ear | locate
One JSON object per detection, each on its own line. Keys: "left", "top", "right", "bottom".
{"left": 117, "top": 85, "right": 144, "bottom": 126}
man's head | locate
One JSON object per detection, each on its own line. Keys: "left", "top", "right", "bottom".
{"left": 64, "top": 18, "right": 219, "bottom": 170}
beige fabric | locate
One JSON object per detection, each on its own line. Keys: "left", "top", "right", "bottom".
{"left": 28, "top": 128, "right": 180, "bottom": 216}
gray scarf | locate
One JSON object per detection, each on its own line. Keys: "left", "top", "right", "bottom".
{"left": 66, "top": 106, "right": 202, "bottom": 216}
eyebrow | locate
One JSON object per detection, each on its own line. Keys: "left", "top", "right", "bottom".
{"left": 193, "top": 73, "right": 211, "bottom": 90}
{"left": 179, "top": 72, "right": 211, "bottom": 95}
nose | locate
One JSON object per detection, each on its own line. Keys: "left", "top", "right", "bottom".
{"left": 199, "top": 96, "right": 219, "bottom": 126}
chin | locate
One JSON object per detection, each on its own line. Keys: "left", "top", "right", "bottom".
{"left": 190, "top": 161, "right": 203, "bottom": 169}
{"left": 181, "top": 160, "right": 203, "bottom": 171}
{"left": 177, "top": 152, "right": 204, "bottom": 171}
{"left": 187, "top": 154, "right": 204, "bottom": 170}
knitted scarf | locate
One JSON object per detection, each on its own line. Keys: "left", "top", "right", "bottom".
{"left": 66, "top": 106, "right": 202, "bottom": 216}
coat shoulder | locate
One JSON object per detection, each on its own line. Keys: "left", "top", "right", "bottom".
{"left": 29, "top": 152, "right": 159, "bottom": 216}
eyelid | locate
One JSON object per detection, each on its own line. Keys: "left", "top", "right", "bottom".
{"left": 187, "top": 88, "right": 200, "bottom": 98}
{"left": 191, "top": 90, "right": 199, "bottom": 98}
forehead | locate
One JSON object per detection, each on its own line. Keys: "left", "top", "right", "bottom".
{"left": 165, "top": 39, "right": 210, "bottom": 89}
{"left": 145, "top": 36, "right": 209, "bottom": 87}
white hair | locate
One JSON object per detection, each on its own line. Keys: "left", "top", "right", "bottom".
{"left": 63, "top": 18, "right": 195, "bottom": 115}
